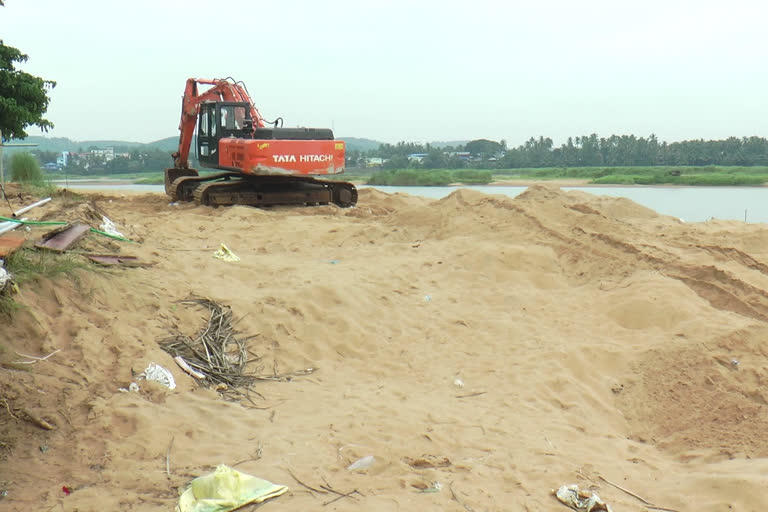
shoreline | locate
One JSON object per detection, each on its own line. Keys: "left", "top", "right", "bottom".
{"left": 54, "top": 178, "right": 768, "bottom": 189}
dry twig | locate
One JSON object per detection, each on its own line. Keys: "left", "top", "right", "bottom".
{"left": 449, "top": 482, "right": 476, "bottom": 512}
{"left": 13, "top": 349, "right": 60, "bottom": 365}
{"left": 598, "top": 476, "right": 679, "bottom": 512}
{"left": 21, "top": 409, "right": 55, "bottom": 430}
{"left": 286, "top": 468, "right": 327, "bottom": 495}
{"left": 166, "top": 436, "right": 175, "bottom": 479}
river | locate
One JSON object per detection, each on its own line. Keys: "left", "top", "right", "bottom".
{"left": 62, "top": 182, "right": 768, "bottom": 224}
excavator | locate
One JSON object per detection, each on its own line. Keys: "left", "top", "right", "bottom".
{"left": 164, "top": 77, "right": 357, "bottom": 207}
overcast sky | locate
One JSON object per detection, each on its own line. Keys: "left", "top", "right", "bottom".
{"left": 1, "top": 0, "right": 767, "bottom": 146}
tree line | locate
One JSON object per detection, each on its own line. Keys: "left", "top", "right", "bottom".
{"left": 348, "top": 135, "right": 768, "bottom": 170}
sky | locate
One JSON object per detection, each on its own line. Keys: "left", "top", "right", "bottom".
{"left": 1, "top": 0, "right": 767, "bottom": 146}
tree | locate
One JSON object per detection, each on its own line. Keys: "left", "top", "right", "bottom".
{"left": 0, "top": 40, "right": 56, "bottom": 139}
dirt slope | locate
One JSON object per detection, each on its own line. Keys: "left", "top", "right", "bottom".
{"left": 2, "top": 184, "right": 768, "bottom": 511}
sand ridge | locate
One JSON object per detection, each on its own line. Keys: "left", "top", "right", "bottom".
{"left": 2, "top": 184, "right": 768, "bottom": 510}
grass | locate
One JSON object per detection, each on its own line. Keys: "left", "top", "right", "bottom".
{"left": 493, "top": 166, "right": 768, "bottom": 185}
{"left": 367, "top": 169, "right": 493, "bottom": 186}
{"left": 0, "top": 249, "right": 89, "bottom": 318}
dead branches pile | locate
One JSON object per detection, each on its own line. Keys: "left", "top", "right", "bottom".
{"left": 159, "top": 298, "right": 259, "bottom": 393}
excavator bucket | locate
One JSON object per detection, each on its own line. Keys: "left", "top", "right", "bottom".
{"left": 164, "top": 168, "right": 199, "bottom": 195}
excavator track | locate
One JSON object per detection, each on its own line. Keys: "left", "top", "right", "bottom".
{"left": 191, "top": 175, "right": 357, "bottom": 208}
{"left": 167, "top": 171, "right": 237, "bottom": 202}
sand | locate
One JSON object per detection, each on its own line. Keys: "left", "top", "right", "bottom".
{"left": 2, "top": 184, "right": 768, "bottom": 511}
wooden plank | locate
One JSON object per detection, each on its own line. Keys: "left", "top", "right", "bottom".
{"left": 35, "top": 223, "right": 90, "bottom": 252}
{"left": 0, "top": 233, "right": 25, "bottom": 258}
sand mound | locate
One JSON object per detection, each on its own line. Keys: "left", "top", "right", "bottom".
{"left": 2, "top": 185, "right": 768, "bottom": 511}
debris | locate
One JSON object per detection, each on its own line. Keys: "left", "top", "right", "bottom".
{"left": 0, "top": 218, "right": 25, "bottom": 236}
{"left": 36, "top": 222, "right": 90, "bottom": 252}
{"left": 554, "top": 484, "right": 612, "bottom": 512}
{"left": 173, "top": 355, "right": 206, "bottom": 379}
{"left": 403, "top": 455, "right": 451, "bottom": 469}
{"left": 90, "top": 226, "right": 133, "bottom": 243}
{"left": 417, "top": 481, "right": 442, "bottom": 493}
{"left": 731, "top": 359, "right": 740, "bottom": 368}
{"left": 423, "top": 295, "right": 432, "bottom": 302}
{"left": 13, "top": 349, "right": 60, "bottom": 365}
{"left": 347, "top": 455, "right": 375, "bottom": 471}
{"left": 177, "top": 464, "right": 288, "bottom": 512}
{"left": 0, "top": 267, "right": 9, "bottom": 291}
{"left": 213, "top": 243, "right": 240, "bottom": 262}
{"left": 86, "top": 254, "right": 144, "bottom": 267}
{"left": 598, "top": 476, "right": 679, "bottom": 512}
{"left": 453, "top": 377, "right": 465, "bottom": 388}
{"left": 21, "top": 408, "right": 55, "bottom": 431}
{"left": 160, "top": 298, "right": 257, "bottom": 394}
{"left": 0, "top": 233, "right": 24, "bottom": 258}
{"left": 61, "top": 485, "right": 71, "bottom": 496}
{"left": 12, "top": 197, "right": 51, "bottom": 218}
{"left": 99, "top": 215, "right": 124, "bottom": 238}
{"left": 118, "top": 382, "right": 140, "bottom": 393}
{"left": 137, "top": 362, "right": 176, "bottom": 390}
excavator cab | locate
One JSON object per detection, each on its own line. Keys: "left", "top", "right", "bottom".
{"left": 197, "top": 102, "right": 251, "bottom": 166}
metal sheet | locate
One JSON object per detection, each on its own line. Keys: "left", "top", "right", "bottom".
{"left": 36, "top": 223, "right": 90, "bottom": 252}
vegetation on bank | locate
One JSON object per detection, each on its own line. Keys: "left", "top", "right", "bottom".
{"left": 360, "top": 166, "right": 768, "bottom": 187}
{"left": 499, "top": 165, "right": 768, "bottom": 186}
{"left": 367, "top": 169, "right": 493, "bottom": 186}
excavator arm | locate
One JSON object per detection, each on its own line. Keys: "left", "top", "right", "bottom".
{"left": 172, "top": 78, "right": 267, "bottom": 168}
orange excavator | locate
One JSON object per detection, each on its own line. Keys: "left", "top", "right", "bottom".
{"left": 164, "top": 77, "right": 357, "bottom": 207}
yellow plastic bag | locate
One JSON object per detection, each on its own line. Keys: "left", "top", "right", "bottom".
{"left": 177, "top": 465, "right": 288, "bottom": 512}
{"left": 213, "top": 243, "right": 240, "bottom": 262}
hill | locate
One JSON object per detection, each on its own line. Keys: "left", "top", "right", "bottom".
{"left": 339, "top": 137, "right": 383, "bottom": 152}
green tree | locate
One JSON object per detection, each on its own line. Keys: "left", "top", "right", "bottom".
{"left": 0, "top": 41, "right": 56, "bottom": 139}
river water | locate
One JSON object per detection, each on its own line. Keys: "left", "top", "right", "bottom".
{"left": 64, "top": 182, "right": 768, "bottom": 224}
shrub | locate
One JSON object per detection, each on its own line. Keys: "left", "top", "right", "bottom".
{"left": 10, "top": 152, "right": 44, "bottom": 185}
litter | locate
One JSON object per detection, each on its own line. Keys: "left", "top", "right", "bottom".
{"left": 86, "top": 254, "right": 145, "bottom": 267}
{"left": 418, "top": 482, "right": 442, "bottom": 493}
{"left": 213, "top": 243, "right": 240, "bottom": 262}
{"left": 554, "top": 484, "right": 613, "bottom": 512}
{"left": 137, "top": 362, "right": 176, "bottom": 390}
{"left": 347, "top": 455, "right": 375, "bottom": 471}
{"left": 0, "top": 267, "right": 9, "bottom": 291}
{"left": 177, "top": 464, "right": 288, "bottom": 512}
{"left": 424, "top": 295, "right": 432, "bottom": 302}
{"left": 36, "top": 223, "right": 90, "bottom": 252}
{"left": 99, "top": 216, "right": 124, "bottom": 238}
{"left": 0, "top": 233, "right": 25, "bottom": 258}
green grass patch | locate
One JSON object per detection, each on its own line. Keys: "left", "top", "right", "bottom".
{"left": 0, "top": 249, "right": 90, "bottom": 318}
{"left": 366, "top": 169, "right": 492, "bottom": 186}
{"left": 591, "top": 173, "right": 767, "bottom": 186}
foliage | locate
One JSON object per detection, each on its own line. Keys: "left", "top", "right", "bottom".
{"left": 367, "top": 169, "right": 454, "bottom": 186}
{"left": 366, "top": 168, "right": 492, "bottom": 186}
{"left": 0, "top": 41, "right": 56, "bottom": 139}
{"left": 452, "top": 169, "right": 493, "bottom": 184}
{"left": 10, "top": 152, "right": 44, "bottom": 184}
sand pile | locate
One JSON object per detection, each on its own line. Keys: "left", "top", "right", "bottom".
{"left": 2, "top": 184, "right": 768, "bottom": 510}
